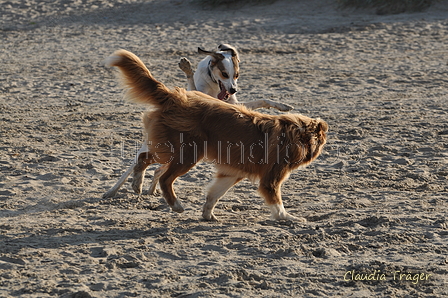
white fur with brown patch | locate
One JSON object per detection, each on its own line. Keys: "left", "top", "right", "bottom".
{"left": 180, "top": 44, "right": 295, "bottom": 111}
{"left": 194, "top": 46, "right": 239, "bottom": 103}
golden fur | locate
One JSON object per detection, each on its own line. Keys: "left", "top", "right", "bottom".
{"left": 105, "top": 49, "right": 328, "bottom": 221}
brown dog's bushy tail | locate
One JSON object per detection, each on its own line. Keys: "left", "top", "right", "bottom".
{"left": 105, "top": 49, "right": 186, "bottom": 107}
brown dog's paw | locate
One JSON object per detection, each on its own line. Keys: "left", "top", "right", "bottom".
{"left": 202, "top": 213, "right": 219, "bottom": 221}
{"left": 171, "top": 200, "right": 185, "bottom": 213}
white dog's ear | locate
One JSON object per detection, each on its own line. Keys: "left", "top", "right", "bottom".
{"left": 198, "top": 47, "right": 224, "bottom": 64}
{"left": 198, "top": 47, "right": 211, "bottom": 55}
{"left": 218, "top": 44, "right": 240, "bottom": 62}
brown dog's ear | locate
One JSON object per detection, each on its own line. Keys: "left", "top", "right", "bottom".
{"left": 218, "top": 44, "right": 240, "bottom": 62}
{"left": 198, "top": 47, "right": 224, "bottom": 64}
{"left": 317, "top": 120, "right": 329, "bottom": 133}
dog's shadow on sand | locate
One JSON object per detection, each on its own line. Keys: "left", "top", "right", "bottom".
{"left": 3, "top": 193, "right": 312, "bottom": 256}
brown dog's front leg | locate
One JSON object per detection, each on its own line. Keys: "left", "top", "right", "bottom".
{"left": 202, "top": 174, "right": 242, "bottom": 221}
{"left": 158, "top": 161, "right": 200, "bottom": 213}
{"left": 258, "top": 175, "right": 304, "bottom": 222}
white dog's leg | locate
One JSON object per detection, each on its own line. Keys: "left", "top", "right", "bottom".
{"left": 225, "top": 94, "right": 239, "bottom": 105}
{"left": 179, "top": 57, "right": 196, "bottom": 91}
{"left": 102, "top": 162, "right": 135, "bottom": 198}
{"left": 242, "top": 99, "right": 294, "bottom": 112}
{"left": 203, "top": 175, "right": 242, "bottom": 221}
{"left": 131, "top": 143, "right": 150, "bottom": 194}
{"left": 146, "top": 164, "right": 168, "bottom": 195}
{"left": 103, "top": 143, "right": 150, "bottom": 198}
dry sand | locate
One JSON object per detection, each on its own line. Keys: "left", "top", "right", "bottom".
{"left": 1, "top": 0, "right": 448, "bottom": 297}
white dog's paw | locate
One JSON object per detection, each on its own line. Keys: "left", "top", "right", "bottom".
{"left": 179, "top": 57, "right": 194, "bottom": 77}
{"left": 275, "top": 102, "right": 294, "bottom": 112}
{"left": 102, "top": 189, "right": 117, "bottom": 199}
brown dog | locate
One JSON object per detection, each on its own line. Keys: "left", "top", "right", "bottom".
{"left": 105, "top": 50, "right": 328, "bottom": 221}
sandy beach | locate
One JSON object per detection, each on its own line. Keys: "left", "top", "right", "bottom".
{"left": 1, "top": 0, "right": 447, "bottom": 297}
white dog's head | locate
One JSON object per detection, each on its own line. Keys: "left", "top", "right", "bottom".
{"left": 199, "top": 44, "right": 240, "bottom": 101}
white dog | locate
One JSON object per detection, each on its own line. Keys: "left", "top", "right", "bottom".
{"left": 179, "top": 44, "right": 294, "bottom": 111}
{"left": 103, "top": 44, "right": 294, "bottom": 199}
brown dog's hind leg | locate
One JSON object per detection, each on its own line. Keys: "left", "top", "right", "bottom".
{"left": 146, "top": 164, "right": 168, "bottom": 195}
